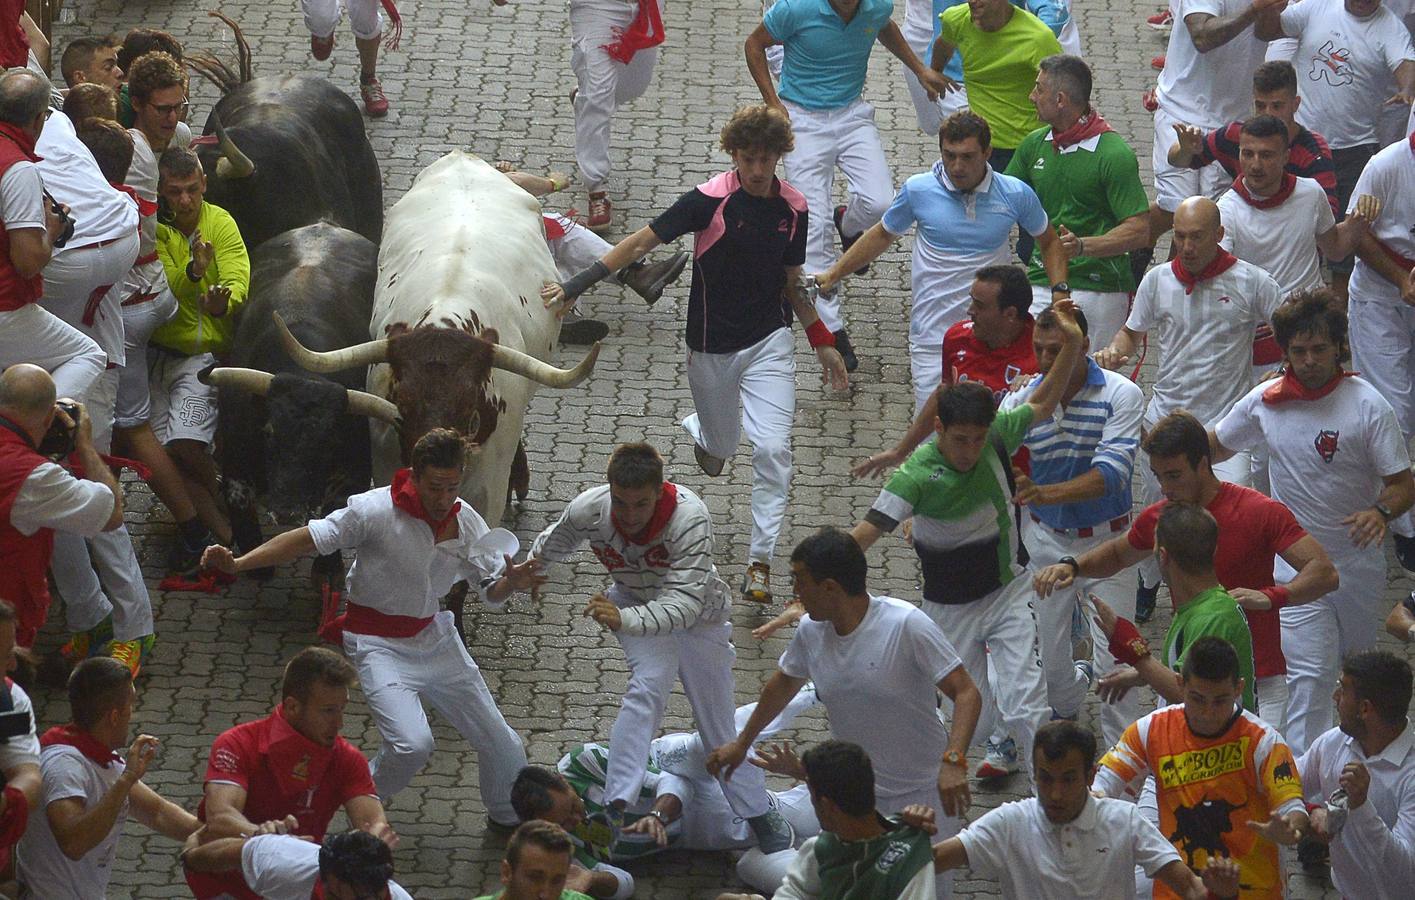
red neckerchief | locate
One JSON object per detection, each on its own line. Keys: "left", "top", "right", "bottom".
{"left": 1050, "top": 108, "right": 1114, "bottom": 152}
{"left": 1232, "top": 172, "right": 1296, "bottom": 209}
{"left": 612, "top": 482, "right": 678, "bottom": 545}
{"left": 1171, "top": 249, "right": 1239, "bottom": 295}
{"left": 1262, "top": 369, "right": 1359, "bottom": 405}
{"left": 0, "top": 121, "right": 40, "bottom": 162}
{"left": 110, "top": 182, "right": 158, "bottom": 217}
{"left": 1408, "top": 129, "right": 1415, "bottom": 157}
{"left": 601, "top": 0, "right": 665, "bottom": 63}
{"left": 40, "top": 723, "right": 121, "bottom": 767}
{"left": 264, "top": 705, "right": 335, "bottom": 800}
{"left": 391, "top": 467, "right": 460, "bottom": 536}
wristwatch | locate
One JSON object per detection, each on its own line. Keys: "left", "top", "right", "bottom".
{"left": 1050, "top": 281, "right": 1071, "bottom": 295}
{"left": 942, "top": 749, "right": 966, "bottom": 768}
{"left": 1375, "top": 503, "right": 1395, "bottom": 521}
{"left": 1059, "top": 556, "right": 1080, "bottom": 576}
{"left": 648, "top": 809, "right": 670, "bottom": 825}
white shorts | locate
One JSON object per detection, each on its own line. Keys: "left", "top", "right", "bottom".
{"left": 147, "top": 348, "right": 218, "bottom": 445}
{"left": 114, "top": 266, "right": 178, "bottom": 428}
{"left": 1151, "top": 105, "right": 1233, "bottom": 213}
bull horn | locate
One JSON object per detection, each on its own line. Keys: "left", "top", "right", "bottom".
{"left": 274, "top": 312, "right": 388, "bottom": 373}
{"left": 202, "top": 366, "right": 273, "bottom": 395}
{"left": 211, "top": 116, "right": 255, "bottom": 179}
{"left": 490, "top": 341, "right": 600, "bottom": 388}
{"left": 345, "top": 389, "right": 401, "bottom": 425}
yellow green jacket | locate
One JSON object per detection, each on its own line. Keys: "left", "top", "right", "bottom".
{"left": 151, "top": 202, "right": 250, "bottom": 356}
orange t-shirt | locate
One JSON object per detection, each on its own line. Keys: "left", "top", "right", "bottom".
{"left": 1098, "top": 704, "right": 1304, "bottom": 899}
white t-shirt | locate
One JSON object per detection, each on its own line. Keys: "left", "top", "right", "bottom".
{"left": 9, "top": 462, "right": 115, "bottom": 538}
{"left": 0, "top": 681, "right": 39, "bottom": 772}
{"left": 1217, "top": 176, "right": 1334, "bottom": 295}
{"left": 35, "top": 111, "right": 138, "bottom": 248}
{"left": 1216, "top": 375, "right": 1410, "bottom": 552}
{"left": 17, "top": 744, "right": 128, "bottom": 900}
{"left": 1156, "top": 0, "right": 1268, "bottom": 127}
{"left": 0, "top": 161, "right": 44, "bottom": 232}
{"left": 778, "top": 595, "right": 963, "bottom": 799}
{"left": 1281, "top": 0, "right": 1415, "bottom": 148}
{"left": 1126, "top": 257, "right": 1285, "bottom": 426}
{"left": 956, "top": 795, "right": 1181, "bottom": 899}
{"left": 1349, "top": 139, "right": 1415, "bottom": 306}
{"left": 240, "top": 834, "right": 414, "bottom": 900}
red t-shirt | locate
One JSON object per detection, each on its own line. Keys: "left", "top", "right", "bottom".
{"left": 1127, "top": 482, "right": 1307, "bottom": 678}
{"left": 186, "top": 707, "right": 377, "bottom": 899}
{"left": 941, "top": 318, "right": 1038, "bottom": 401}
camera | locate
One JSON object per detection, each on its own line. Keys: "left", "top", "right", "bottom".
{"left": 44, "top": 191, "right": 74, "bottom": 249}
{"left": 38, "top": 399, "right": 80, "bottom": 459}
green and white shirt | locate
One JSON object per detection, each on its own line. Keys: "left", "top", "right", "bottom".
{"left": 775, "top": 817, "right": 937, "bottom": 900}
{"left": 559, "top": 743, "right": 686, "bottom": 867}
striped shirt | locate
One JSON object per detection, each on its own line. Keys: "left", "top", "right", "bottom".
{"left": 558, "top": 743, "right": 688, "bottom": 865}
{"left": 1000, "top": 359, "right": 1142, "bottom": 530}
{"left": 1199, "top": 122, "right": 1337, "bottom": 214}
{"left": 530, "top": 484, "right": 731, "bottom": 636}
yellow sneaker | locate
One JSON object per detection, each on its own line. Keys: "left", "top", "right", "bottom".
{"left": 60, "top": 615, "right": 114, "bottom": 663}
{"left": 109, "top": 635, "right": 156, "bottom": 678}
{"left": 741, "top": 562, "right": 773, "bottom": 604}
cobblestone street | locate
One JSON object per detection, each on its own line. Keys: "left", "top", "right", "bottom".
{"left": 28, "top": 0, "right": 1410, "bottom": 895}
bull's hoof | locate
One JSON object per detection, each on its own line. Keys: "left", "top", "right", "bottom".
{"left": 558, "top": 318, "right": 609, "bottom": 345}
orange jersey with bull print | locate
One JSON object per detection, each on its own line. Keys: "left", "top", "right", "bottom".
{"left": 1095, "top": 704, "right": 1305, "bottom": 899}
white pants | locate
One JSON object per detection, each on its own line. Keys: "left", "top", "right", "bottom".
{"left": 147, "top": 350, "right": 219, "bottom": 445}
{"left": 40, "top": 233, "right": 141, "bottom": 364}
{"left": 344, "top": 611, "right": 527, "bottom": 821}
{"left": 570, "top": 0, "right": 660, "bottom": 192}
{"left": 114, "top": 268, "right": 178, "bottom": 428}
{"left": 1022, "top": 515, "right": 1140, "bottom": 747}
{"left": 1029, "top": 286, "right": 1130, "bottom": 352}
{"left": 0, "top": 302, "right": 104, "bottom": 402}
{"left": 1136, "top": 446, "right": 1251, "bottom": 589}
{"left": 1281, "top": 548, "right": 1386, "bottom": 754}
{"left": 782, "top": 98, "right": 894, "bottom": 332}
{"left": 683, "top": 328, "right": 795, "bottom": 564}
{"left": 901, "top": 20, "right": 970, "bottom": 136}
{"left": 605, "top": 584, "right": 769, "bottom": 819}
{"left": 1349, "top": 295, "right": 1415, "bottom": 436}
{"left": 302, "top": 0, "right": 382, "bottom": 40}
{"left": 879, "top": 781, "right": 961, "bottom": 899}
{"left": 909, "top": 337, "right": 943, "bottom": 415}
{"left": 546, "top": 213, "right": 614, "bottom": 279}
{"left": 923, "top": 575, "right": 1048, "bottom": 776}
{"left": 1151, "top": 105, "right": 1232, "bottom": 213}
{"left": 1255, "top": 673, "right": 1288, "bottom": 738}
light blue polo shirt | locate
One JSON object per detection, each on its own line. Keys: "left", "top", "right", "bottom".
{"left": 764, "top": 0, "right": 895, "bottom": 110}
{"left": 881, "top": 165, "right": 1047, "bottom": 253}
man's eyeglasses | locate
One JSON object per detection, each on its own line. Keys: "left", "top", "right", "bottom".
{"left": 149, "top": 98, "right": 190, "bottom": 117}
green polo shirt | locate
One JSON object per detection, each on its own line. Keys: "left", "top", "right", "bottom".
{"left": 1163, "top": 586, "right": 1257, "bottom": 711}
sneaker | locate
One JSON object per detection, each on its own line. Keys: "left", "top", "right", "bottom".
{"left": 975, "top": 737, "right": 1021, "bottom": 779}
{"left": 832, "top": 329, "right": 859, "bottom": 373}
{"left": 694, "top": 442, "right": 725, "bottom": 477}
{"left": 742, "top": 562, "right": 773, "bottom": 604}
{"left": 833, "top": 206, "right": 869, "bottom": 275}
{"left": 110, "top": 634, "right": 156, "bottom": 678}
{"left": 620, "top": 250, "right": 689, "bottom": 305}
{"left": 61, "top": 615, "right": 114, "bottom": 664}
{"left": 360, "top": 77, "right": 389, "bottom": 118}
{"left": 310, "top": 33, "right": 335, "bottom": 60}
{"left": 1151, "top": 54, "right": 1166, "bottom": 71}
{"left": 1070, "top": 602, "right": 1094, "bottom": 661}
{"left": 1074, "top": 658, "right": 1095, "bottom": 689}
{"left": 586, "top": 192, "right": 612, "bottom": 233}
{"left": 746, "top": 808, "right": 796, "bottom": 854}
{"left": 1136, "top": 575, "right": 1159, "bottom": 624}
{"left": 1146, "top": 8, "right": 1173, "bottom": 29}
{"left": 1394, "top": 533, "right": 1415, "bottom": 571}
{"left": 1141, "top": 88, "right": 1159, "bottom": 113}
{"left": 558, "top": 317, "right": 610, "bottom": 345}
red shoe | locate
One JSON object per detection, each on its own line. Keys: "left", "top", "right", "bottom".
{"left": 1141, "top": 88, "right": 1159, "bottom": 112}
{"left": 586, "top": 192, "right": 612, "bottom": 233}
{"left": 1151, "top": 54, "right": 1166, "bottom": 71}
{"left": 311, "top": 33, "right": 335, "bottom": 61}
{"left": 1146, "top": 8, "right": 1173, "bottom": 29}
{"left": 360, "top": 77, "right": 389, "bottom": 118}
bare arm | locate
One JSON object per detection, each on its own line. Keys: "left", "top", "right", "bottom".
{"left": 930, "top": 36, "right": 959, "bottom": 73}
{"left": 1033, "top": 225, "right": 1069, "bottom": 288}
{"left": 179, "top": 833, "right": 247, "bottom": 873}
{"left": 1385, "top": 598, "right": 1415, "bottom": 642}
{"left": 596, "top": 225, "right": 664, "bottom": 274}
{"left": 1317, "top": 195, "right": 1381, "bottom": 261}
{"left": 9, "top": 227, "right": 53, "bottom": 279}
{"left": 1276, "top": 535, "right": 1339, "bottom": 606}
{"left": 1079, "top": 534, "right": 1151, "bottom": 580}
{"left": 205, "top": 526, "right": 318, "bottom": 576}
{"left": 878, "top": 20, "right": 950, "bottom": 96}
{"left": 1016, "top": 467, "right": 1107, "bottom": 506}
{"left": 818, "top": 223, "right": 896, "bottom": 294}
{"left": 202, "top": 783, "right": 261, "bottom": 839}
{"left": 129, "top": 782, "right": 200, "bottom": 843}
{"left": 1209, "top": 428, "right": 1239, "bottom": 465}
{"left": 704, "top": 671, "right": 808, "bottom": 780}
{"left": 1080, "top": 213, "right": 1152, "bottom": 258}
{"left": 931, "top": 836, "right": 970, "bottom": 872}
{"left": 745, "top": 25, "right": 785, "bottom": 112}
{"left": 1023, "top": 300, "right": 1084, "bottom": 421}
{"left": 850, "top": 519, "right": 886, "bottom": 552}
{"left": 344, "top": 794, "right": 396, "bottom": 847}
{"left": 1133, "top": 654, "right": 1185, "bottom": 703}
{"left": 1186, "top": 1, "right": 1279, "bottom": 52}
{"left": 1356, "top": 232, "right": 1413, "bottom": 290}
{"left": 939, "top": 666, "right": 980, "bottom": 755}
{"left": 1389, "top": 59, "right": 1415, "bottom": 106}
{"left": 1096, "top": 326, "right": 1142, "bottom": 371}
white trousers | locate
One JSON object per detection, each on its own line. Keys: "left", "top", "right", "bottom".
{"left": 782, "top": 98, "right": 894, "bottom": 332}
{"left": 1281, "top": 548, "right": 1386, "bottom": 755}
{"left": 1349, "top": 295, "right": 1415, "bottom": 437}
{"left": 570, "top": 0, "right": 659, "bottom": 192}
{"left": 345, "top": 611, "right": 527, "bottom": 823}
{"left": 1256, "top": 674, "right": 1288, "bottom": 738}
{"left": 1136, "top": 446, "right": 1251, "bottom": 589}
{"left": 923, "top": 575, "right": 1048, "bottom": 776}
{"left": 901, "top": 20, "right": 970, "bottom": 136}
{"left": 114, "top": 270, "right": 178, "bottom": 428}
{"left": 1022, "top": 515, "right": 1140, "bottom": 747}
{"left": 546, "top": 213, "right": 614, "bottom": 279}
{"left": 302, "top": 0, "right": 382, "bottom": 40}
{"left": 683, "top": 328, "right": 795, "bottom": 563}
{"left": 0, "top": 302, "right": 104, "bottom": 402}
{"left": 604, "top": 584, "right": 770, "bottom": 819}
{"left": 40, "top": 233, "right": 141, "bottom": 365}
{"left": 1029, "top": 286, "right": 1130, "bottom": 352}
{"left": 909, "top": 337, "right": 943, "bottom": 415}
{"left": 1151, "top": 105, "right": 1232, "bottom": 213}
{"left": 878, "top": 781, "right": 961, "bottom": 899}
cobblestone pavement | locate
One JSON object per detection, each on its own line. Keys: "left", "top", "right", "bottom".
{"left": 31, "top": 0, "right": 1409, "bottom": 896}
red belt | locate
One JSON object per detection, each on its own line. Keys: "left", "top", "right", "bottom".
{"left": 1374, "top": 236, "right": 1415, "bottom": 273}
{"left": 340, "top": 602, "right": 434, "bottom": 638}
{"left": 66, "top": 235, "right": 127, "bottom": 253}
{"left": 134, "top": 251, "right": 159, "bottom": 266}
{"left": 120, "top": 291, "right": 159, "bottom": 307}
{"left": 1030, "top": 511, "right": 1130, "bottom": 539}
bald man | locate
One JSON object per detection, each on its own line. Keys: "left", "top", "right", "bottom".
{"left": 0, "top": 364, "right": 123, "bottom": 646}
{"left": 1095, "top": 197, "right": 1283, "bottom": 614}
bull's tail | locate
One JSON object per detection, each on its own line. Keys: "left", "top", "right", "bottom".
{"left": 185, "top": 10, "right": 254, "bottom": 95}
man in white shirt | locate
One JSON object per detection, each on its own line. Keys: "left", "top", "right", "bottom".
{"left": 530, "top": 442, "right": 794, "bottom": 853}
{"left": 929, "top": 720, "right": 1241, "bottom": 899}
{"left": 707, "top": 527, "right": 982, "bottom": 898}
{"left": 201, "top": 428, "right": 541, "bottom": 823}
{"left": 17, "top": 657, "right": 198, "bottom": 898}
{"left": 1298, "top": 651, "right": 1415, "bottom": 899}
{"left": 1213, "top": 294, "right": 1415, "bottom": 753}
{"left": 181, "top": 829, "right": 414, "bottom": 900}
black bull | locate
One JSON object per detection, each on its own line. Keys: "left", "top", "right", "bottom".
{"left": 207, "top": 224, "right": 383, "bottom": 583}
{"left": 198, "top": 75, "right": 382, "bottom": 251}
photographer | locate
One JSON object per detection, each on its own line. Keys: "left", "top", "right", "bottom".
{"left": 0, "top": 599, "right": 43, "bottom": 875}
{"left": 0, "top": 363, "right": 123, "bottom": 647}
{"left": 0, "top": 68, "right": 106, "bottom": 403}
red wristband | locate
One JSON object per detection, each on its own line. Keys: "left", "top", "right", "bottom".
{"left": 1107, "top": 617, "right": 1151, "bottom": 667}
{"left": 1260, "top": 585, "right": 1290, "bottom": 609}
{"left": 805, "top": 320, "right": 835, "bottom": 348}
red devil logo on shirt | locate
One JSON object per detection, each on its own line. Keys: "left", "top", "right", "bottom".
{"left": 1314, "top": 429, "right": 1339, "bottom": 463}
{"left": 592, "top": 544, "right": 628, "bottom": 571}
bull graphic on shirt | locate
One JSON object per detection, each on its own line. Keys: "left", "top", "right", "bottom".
{"left": 1314, "top": 429, "right": 1340, "bottom": 463}
{"left": 1310, "top": 41, "right": 1354, "bottom": 87}
{"left": 1272, "top": 760, "right": 1296, "bottom": 784}
{"left": 1169, "top": 796, "right": 1241, "bottom": 867}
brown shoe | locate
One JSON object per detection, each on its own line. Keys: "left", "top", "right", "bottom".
{"left": 742, "top": 562, "right": 773, "bottom": 604}
{"left": 620, "top": 250, "right": 689, "bottom": 305}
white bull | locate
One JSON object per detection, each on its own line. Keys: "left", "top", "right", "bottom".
{"left": 276, "top": 151, "right": 599, "bottom": 524}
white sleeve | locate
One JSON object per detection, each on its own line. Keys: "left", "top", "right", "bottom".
{"left": 0, "top": 683, "right": 39, "bottom": 769}
{"left": 778, "top": 628, "right": 814, "bottom": 681}
{"left": 1384, "top": 13, "right": 1415, "bottom": 69}
{"left": 1125, "top": 272, "right": 1158, "bottom": 333}
{"left": 954, "top": 804, "right": 1018, "bottom": 879}
{"left": 529, "top": 493, "right": 594, "bottom": 563}
{"left": 1277, "top": 0, "right": 1309, "bottom": 37}
{"left": 1253, "top": 270, "right": 1284, "bottom": 324}
{"left": 240, "top": 834, "right": 321, "bottom": 900}
{"left": 1341, "top": 775, "right": 1415, "bottom": 889}
{"left": 9, "top": 462, "right": 115, "bottom": 538}
{"left": 1215, "top": 386, "right": 1264, "bottom": 453}
{"left": 1131, "top": 804, "right": 1183, "bottom": 876}
{"left": 772, "top": 838, "right": 822, "bottom": 900}
{"left": 307, "top": 497, "right": 371, "bottom": 556}
{"left": 40, "top": 750, "right": 92, "bottom": 807}
{"left": 905, "top": 609, "right": 964, "bottom": 685}
{"left": 592, "top": 862, "right": 635, "bottom": 900}
{"left": 0, "top": 162, "right": 45, "bottom": 231}
{"left": 1313, "top": 187, "right": 1337, "bottom": 237}
{"left": 1367, "top": 394, "right": 1413, "bottom": 478}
